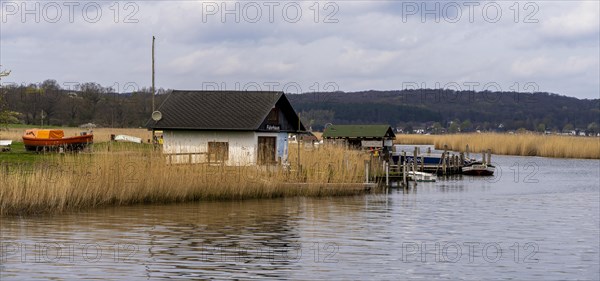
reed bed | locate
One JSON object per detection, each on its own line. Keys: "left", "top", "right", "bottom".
{"left": 395, "top": 133, "right": 600, "bottom": 159}
{"left": 0, "top": 143, "right": 370, "bottom": 216}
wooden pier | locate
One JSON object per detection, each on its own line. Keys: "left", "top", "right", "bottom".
{"left": 366, "top": 145, "right": 493, "bottom": 188}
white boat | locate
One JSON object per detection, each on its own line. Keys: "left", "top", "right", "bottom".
{"left": 0, "top": 140, "right": 12, "bottom": 152}
{"left": 114, "top": 134, "right": 142, "bottom": 144}
{"left": 462, "top": 162, "right": 495, "bottom": 176}
{"left": 409, "top": 171, "right": 437, "bottom": 182}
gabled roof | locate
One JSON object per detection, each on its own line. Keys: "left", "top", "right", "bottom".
{"left": 146, "top": 90, "right": 305, "bottom": 131}
{"left": 322, "top": 125, "right": 395, "bottom": 138}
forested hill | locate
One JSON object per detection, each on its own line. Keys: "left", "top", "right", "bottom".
{"left": 288, "top": 90, "right": 600, "bottom": 132}
{"left": 0, "top": 81, "right": 598, "bottom": 133}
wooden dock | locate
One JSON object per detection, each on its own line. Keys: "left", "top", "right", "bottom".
{"left": 365, "top": 145, "right": 493, "bottom": 188}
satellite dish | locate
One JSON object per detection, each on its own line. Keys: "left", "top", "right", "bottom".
{"left": 151, "top": 111, "right": 162, "bottom": 121}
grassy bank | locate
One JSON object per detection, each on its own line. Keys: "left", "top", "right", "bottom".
{"left": 0, "top": 143, "right": 371, "bottom": 216}
{"left": 395, "top": 133, "right": 600, "bottom": 159}
{"left": 0, "top": 127, "right": 151, "bottom": 142}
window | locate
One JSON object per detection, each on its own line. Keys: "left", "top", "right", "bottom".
{"left": 208, "top": 142, "right": 229, "bottom": 163}
{"left": 267, "top": 108, "right": 279, "bottom": 124}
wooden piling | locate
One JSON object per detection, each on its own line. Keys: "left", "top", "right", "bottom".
{"left": 487, "top": 149, "right": 492, "bottom": 165}
{"left": 413, "top": 147, "right": 417, "bottom": 176}
{"left": 402, "top": 151, "right": 407, "bottom": 186}
{"left": 364, "top": 160, "right": 369, "bottom": 183}
{"left": 442, "top": 153, "right": 447, "bottom": 175}
{"left": 385, "top": 161, "right": 389, "bottom": 186}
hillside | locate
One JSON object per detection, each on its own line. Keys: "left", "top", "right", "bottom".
{"left": 1, "top": 81, "right": 598, "bottom": 133}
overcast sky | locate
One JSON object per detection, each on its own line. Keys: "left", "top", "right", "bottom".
{"left": 1, "top": 1, "right": 598, "bottom": 99}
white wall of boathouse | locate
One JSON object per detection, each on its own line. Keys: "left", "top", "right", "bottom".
{"left": 162, "top": 130, "right": 288, "bottom": 166}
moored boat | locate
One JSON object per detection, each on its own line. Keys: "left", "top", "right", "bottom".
{"left": 462, "top": 162, "right": 495, "bottom": 176}
{"left": 22, "top": 129, "right": 93, "bottom": 152}
{"left": 409, "top": 171, "right": 437, "bottom": 182}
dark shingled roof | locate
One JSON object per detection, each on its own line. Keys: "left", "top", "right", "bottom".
{"left": 322, "top": 125, "right": 396, "bottom": 138}
{"left": 147, "top": 90, "right": 304, "bottom": 131}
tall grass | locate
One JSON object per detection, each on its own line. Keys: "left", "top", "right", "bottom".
{"left": 395, "top": 133, "right": 600, "bottom": 159}
{"left": 0, "top": 143, "right": 370, "bottom": 216}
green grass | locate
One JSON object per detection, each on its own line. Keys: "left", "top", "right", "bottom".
{"left": 0, "top": 142, "right": 56, "bottom": 163}
{"left": 2, "top": 123, "right": 65, "bottom": 129}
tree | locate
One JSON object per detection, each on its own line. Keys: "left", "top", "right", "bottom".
{"left": 0, "top": 66, "right": 19, "bottom": 128}
{"left": 460, "top": 119, "right": 472, "bottom": 132}
{"left": 588, "top": 122, "right": 599, "bottom": 135}
{"left": 536, "top": 123, "right": 546, "bottom": 133}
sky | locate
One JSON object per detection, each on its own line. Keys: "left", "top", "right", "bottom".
{"left": 1, "top": 1, "right": 599, "bottom": 99}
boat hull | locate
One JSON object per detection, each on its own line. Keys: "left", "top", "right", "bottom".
{"left": 462, "top": 165, "right": 495, "bottom": 176}
{"left": 23, "top": 135, "right": 93, "bottom": 152}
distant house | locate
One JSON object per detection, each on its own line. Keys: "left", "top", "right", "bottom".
{"left": 322, "top": 125, "right": 395, "bottom": 150}
{"left": 147, "top": 90, "right": 305, "bottom": 165}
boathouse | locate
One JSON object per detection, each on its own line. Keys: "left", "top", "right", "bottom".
{"left": 322, "top": 125, "right": 395, "bottom": 150}
{"left": 147, "top": 90, "right": 306, "bottom": 165}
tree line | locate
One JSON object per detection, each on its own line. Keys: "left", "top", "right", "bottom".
{"left": 1, "top": 80, "right": 598, "bottom": 134}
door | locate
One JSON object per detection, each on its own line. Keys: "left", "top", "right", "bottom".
{"left": 257, "top": 136, "right": 276, "bottom": 165}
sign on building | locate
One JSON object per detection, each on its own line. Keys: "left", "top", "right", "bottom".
{"left": 361, "top": 140, "right": 383, "bottom": 147}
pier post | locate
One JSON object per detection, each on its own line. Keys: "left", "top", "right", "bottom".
{"left": 402, "top": 151, "right": 407, "bottom": 186}
{"left": 420, "top": 155, "right": 424, "bottom": 172}
{"left": 385, "top": 161, "right": 389, "bottom": 187}
{"left": 442, "top": 153, "right": 447, "bottom": 175}
{"left": 427, "top": 147, "right": 431, "bottom": 154}
{"left": 487, "top": 149, "right": 492, "bottom": 165}
{"left": 364, "top": 160, "right": 369, "bottom": 183}
{"left": 413, "top": 147, "right": 418, "bottom": 176}
{"left": 482, "top": 151, "right": 486, "bottom": 165}
{"left": 466, "top": 144, "right": 470, "bottom": 159}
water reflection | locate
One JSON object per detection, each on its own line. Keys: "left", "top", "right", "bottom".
{"left": 1, "top": 155, "right": 599, "bottom": 280}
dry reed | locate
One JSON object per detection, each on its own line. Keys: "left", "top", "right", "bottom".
{"left": 395, "top": 133, "right": 600, "bottom": 159}
{"left": 0, "top": 143, "right": 370, "bottom": 216}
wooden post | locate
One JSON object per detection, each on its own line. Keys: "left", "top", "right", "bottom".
{"left": 364, "top": 160, "right": 369, "bottom": 183}
{"left": 487, "top": 149, "right": 492, "bottom": 165}
{"left": 420, "top": 155, "right": 424, "bottom": 172}
{"left": 466, "top": 144, "right": 470, "bottom": 159}
{"left": 455, "top": 155, "right": 459, "bottom": 172}
{"left": 460, "top": 152, "right": 464, "bottom": 167}
{"left": 427, "top": 147, "right": 431, "bottom": 154}
{"left": 402, "top": 151, "right": 407, "bottom": 186}
{"left": 482, "top": 151, "right": 486, "bottom": 165}
{"left": 385, "top": 161, "right": 389, "bottom": 187}
{"left": 442, "top": 154, "right": 447, "bottom": 175}
{"left": 413, "top": 147, "right": 417, "bottom": 176}
{"left": 151, "top": 36, "right": 156, "bottom": 142}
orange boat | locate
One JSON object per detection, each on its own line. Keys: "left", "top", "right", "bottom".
{"left": 22, "top": 129, "right": 93, "bottom": 152}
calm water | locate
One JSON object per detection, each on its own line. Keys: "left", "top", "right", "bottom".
{"left": 1, "top": 152, "right": 599, "bottom": 280}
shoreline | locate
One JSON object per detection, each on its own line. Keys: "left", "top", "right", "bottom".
{"left": 394, "top": 133, "right": 600, "bottom": 159}
{"left": 0, "top": 143, "right": 374, "bottom": 216}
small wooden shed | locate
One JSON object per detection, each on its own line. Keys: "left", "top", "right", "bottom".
{"left": 322, "top": 125, "right": 395, "bottom": 149}
{"left": 147, "top": 90, "right": 305, "bottom": 165}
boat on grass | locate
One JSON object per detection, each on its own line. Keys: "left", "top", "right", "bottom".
{"left": 22, "top": 129, "right": 93, "bottom": 152}
{"left": 113, "top": 134, "right": 142, "bottom": 144}
{"left": 462, "top": 162, "right": 495, "bottom": 176}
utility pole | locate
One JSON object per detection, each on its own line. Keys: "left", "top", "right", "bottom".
{"left": 151, "top": 36, "right": 156, "bottom": 144}
{"left": 152, "top": 36, "right": 156, "bottom": 112}
{"left": 297, "top": 113, "right": 301, "bottom": 176}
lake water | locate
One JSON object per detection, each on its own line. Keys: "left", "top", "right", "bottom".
{"left": 1, "top": 151, "right": 599, "bottom": 280}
